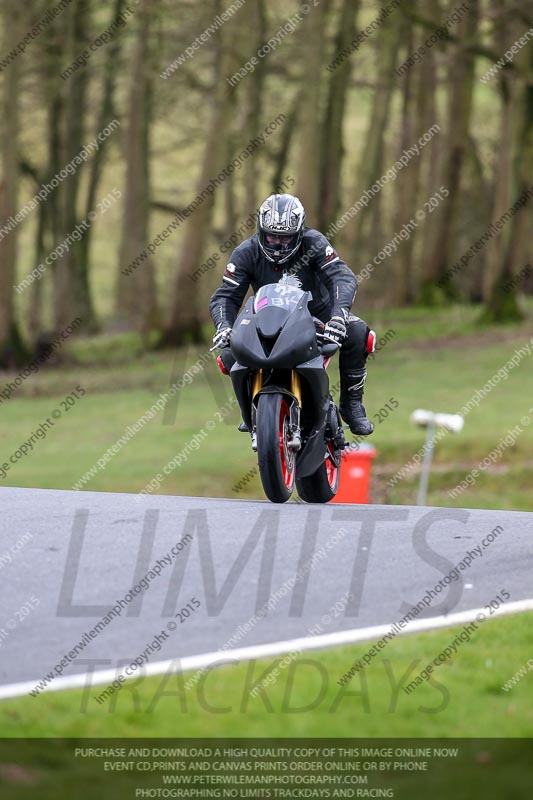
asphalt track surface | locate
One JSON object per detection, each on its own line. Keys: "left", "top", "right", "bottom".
{"left": 0, "top": 486, "right": 531, "bottom": 698}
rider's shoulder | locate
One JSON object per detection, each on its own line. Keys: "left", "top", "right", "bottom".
{"left": 301, "top": 228, "right": 334, "bottom": 262}
{"left": 231, "top": 234, "right": 259, "bottom": 262}
{"left": 301, "top": 227, "right": 330, "bottom": 247}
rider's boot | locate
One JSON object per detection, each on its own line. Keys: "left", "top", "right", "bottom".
{"left": 339, "top": 370, "right": 374, "bottom": 436}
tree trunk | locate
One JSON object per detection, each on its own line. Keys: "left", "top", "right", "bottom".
{"left": 115, "top": 0, "right": 159, "bottom": 334}
{"left": 242, "top": 0, "right": 266, "bottom": 219}
{"left": 29, "top": 8, "right": 68, "bottom": 340}
{"left": 161, "top": 0, "right": 241, "bottom": 347}
{"left": 420, "top": 0, "right": 479, "bottom": 301}
{"left": 482, "top": 19, "right": 533, "bottom": 323}
{"left": 295, "top": 0, "right": 331, "bottom": 225}
{"left": 319, "top": 0, "right": 360, "bottom": 231}
{"left": 54, "top": 0, "right": 94, "bottom": 332}
{"left": 80, "top": 0, "right": 126, "bottom": 318}
{"left": 271, "top": 92, "right": 303, "bottom": 193}
{"left": 347, "top": 14, "right": 402, "bottom": 263}
{"left": 0, "top": 1, "right": 28, "bottom": 366}
{"left": 418, "top": 5, "right": 441, "bottom": 293}
{"left": 388, "top": 0, "right": 436, "bottom": 305}
{"left": 481, "top": 88, "right": 513, "bottom": 304}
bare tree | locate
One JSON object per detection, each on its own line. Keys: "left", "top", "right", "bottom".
{"left": 421, "top": 0, "right": 480, "bottom": 300}
{"left": 242, "top": 0, "right": 266, "bottom": 219}
{"left": 162, "top": 0, "right": 242, "bottom": 346}
{"left": 482, "top": 10, "right": 533, "bottom": 322}
{"left": 116, "top": 0, "right": 159, "bottom": 334}
{"left": 53, "top": 0, "right": 93, "bottom": 331}
{"left": 346, "top": 13, "right": 402, "bottom": 265}
{"left": 388, "top": 0, "right": 439, "bottom": 304}
{"left": 0, "top": 1, "right": 28, "bottom": 366}
{"left": 319, "top": 0, "right": 360, "bottom": 231}
{"left": 295, "top": 0, "right": 331, "bottom": 225}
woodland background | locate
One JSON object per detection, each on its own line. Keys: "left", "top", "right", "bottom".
{"left": 0, "top": 0, "right": 532, "bottom": 366}
{"left": 1, "top": 3, "right": 533, "bottom": 740}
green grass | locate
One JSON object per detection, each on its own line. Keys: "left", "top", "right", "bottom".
{"left": 2, "top": 613, "right": 532, "bottom": 739}
{"left": 1, "top": 306, "right": 532, "bottom": 749}
{"left": 1, "top": 304, "right": 532, "bottom": 508}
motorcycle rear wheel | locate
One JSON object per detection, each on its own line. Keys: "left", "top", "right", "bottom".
{"left": 256, "top": 393, "right": 295, "bottom": 504}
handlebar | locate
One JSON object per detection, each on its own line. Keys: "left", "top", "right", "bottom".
{"left": 211, "top": 318, "right": 338, "bottom": 355}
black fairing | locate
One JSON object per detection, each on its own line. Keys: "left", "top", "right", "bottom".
{"left": 229, "top": 282, "right": 344, "bottom": 483}
{"left": 231, "top": 287, "right": 319, "bottom": 369}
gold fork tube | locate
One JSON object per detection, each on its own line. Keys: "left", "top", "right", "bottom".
{"left": 291, "top": 371, "right": 302, "bottom": 405}
{"left": 252, "top": 369, "right": 263, "bottom": 398}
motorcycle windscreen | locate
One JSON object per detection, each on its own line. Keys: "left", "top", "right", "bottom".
{"left": 253, "top": 283, "right": 306, "bottom": 338}
{"left": 231, "top": 285, "right": 319, "bottom": 368}
{"left": 265, "top": 304, "right": 318, "bottom": 366}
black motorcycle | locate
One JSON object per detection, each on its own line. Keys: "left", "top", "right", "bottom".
{"left": 216, "top": 279, "right": 347, "bottom": 504}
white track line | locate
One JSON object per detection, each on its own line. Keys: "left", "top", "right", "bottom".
{"left": 2, "top": 598, "right": 533, "bottom": 701}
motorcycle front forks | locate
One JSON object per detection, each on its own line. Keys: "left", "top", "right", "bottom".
{"left": 250, "top": 370, "right": 302, "bottom": 453}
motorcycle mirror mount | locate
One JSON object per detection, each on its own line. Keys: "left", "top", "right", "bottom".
{"left": 320, "top": 342, "right": 340, "bottom": 357}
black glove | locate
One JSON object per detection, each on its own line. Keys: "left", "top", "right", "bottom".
{"left": 320, "top": 314, "right": 347, "bottom": 346}
{"left": 212, "top": 324, "right": 232, "bottom": 350}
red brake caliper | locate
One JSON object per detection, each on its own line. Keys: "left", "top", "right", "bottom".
{"left": 325, "top": 441, "right": 338, "bottom": 488}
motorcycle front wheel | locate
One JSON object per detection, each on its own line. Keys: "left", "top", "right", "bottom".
{"left": 296, "top": 441, "right": 340, "bottom": 504}
{"left": 256, "top": 393, "right": 295, "bottom": 503}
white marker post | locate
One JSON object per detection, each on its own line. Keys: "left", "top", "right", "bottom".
{"left": 411, "top": 409, "right": 464, "bottom": 506}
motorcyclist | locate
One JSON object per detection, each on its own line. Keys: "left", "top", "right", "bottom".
{"left": 209, "top": 193, "right": 375, "bottom": 435}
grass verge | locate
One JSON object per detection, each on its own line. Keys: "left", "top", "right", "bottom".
{"left": 2, "top": 613, "right": 532, "bottom": 738}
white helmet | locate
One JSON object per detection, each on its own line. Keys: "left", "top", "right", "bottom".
{"left": 257, "top": 193, "right": 306, "bottom": 265}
